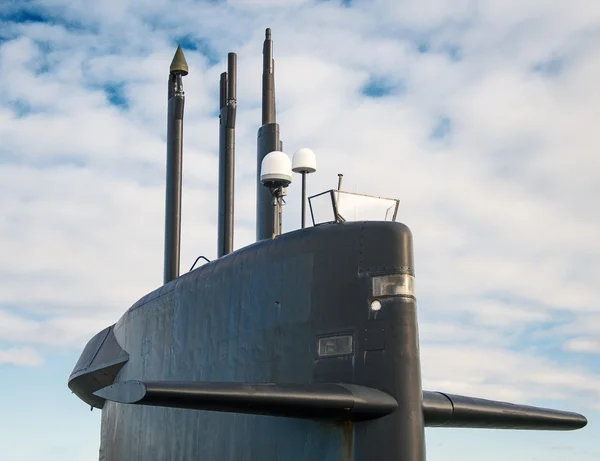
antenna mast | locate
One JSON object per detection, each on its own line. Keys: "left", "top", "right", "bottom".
{"left": 256, "top": 28, "right": 281, "bottom": 241}
{"left": 163, "top": 46, "right": 188, "bottom": 284}
{"left": 217, "top": 53, "right": 237, "bottom": 257}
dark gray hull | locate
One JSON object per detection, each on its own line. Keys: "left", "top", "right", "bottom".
{"left": 73, "top": 221, "right": 423, "bottom": 460}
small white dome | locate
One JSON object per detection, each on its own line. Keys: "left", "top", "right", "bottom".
{"left": 261, "top": 151, "right": 292, "bottom": 187}
{"left": 292, "top": 148, "right": 316, "bottom": 173}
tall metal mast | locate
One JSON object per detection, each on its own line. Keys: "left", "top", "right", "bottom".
{"left": 217, "top": 53, "right": 237, "bottom": 257}
{"left": 256, "top": 28, "right": 281, "bottom": 241}
{"left": 163, "top": 45, "right": 188, "bottom": 284}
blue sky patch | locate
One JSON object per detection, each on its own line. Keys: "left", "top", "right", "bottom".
{"left": 532, "top": 56, "right": 563, "bottom": 76}
{"left": 31, "top": 40, "right": 53, "bottom": 74}
{"left": 7, "top": 99, "right": 32, "bottom": 118}
{"left": 39, "top": 155, "right": 87, "bottom": 169}
{"left": 175, "top": 34, "right": 199, "bottom": 52}
{"left": 1, "top": 9, "right": 47, "bottom": 24}
{"left": 361, "top": 76, "right": 403, "bottom": 98}
{"left": 174, "top": 35, "right": 220, "bottom": 67}
{"left": 414, "top": 40, "right": 462, "bottom": 61}
{"left": 417, "top": 41, "right": 430, "bottom": 54}
{"left": 442, "top": 43, "right": 462, "bottom": 61}
{"left": 1, "top": 4, "right": 92, "bottom": 35}
{"left": 104, "top": 83, "right": 128, "bottom": 109}
{"left": 0, "top": 304, "right": 56, "bottom": 322}
{"left": 429, "top": 115, "right": 452, "bottom": 140}
{"left": 315, "top": 0, "right": 353, "bottom": 6}
{"left": 0, "top": 151, "right": 87, "bottom": 169}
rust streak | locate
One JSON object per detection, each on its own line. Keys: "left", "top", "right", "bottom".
{"left": 341, "top": 421, "right": 354, "bottom": 461}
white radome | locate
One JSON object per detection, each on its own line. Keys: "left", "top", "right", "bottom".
{"left": 292, "top": 148, "right": 316, "bottom": 174}
{"left": 261, "top": 151, "right": 292, "bottom": 187}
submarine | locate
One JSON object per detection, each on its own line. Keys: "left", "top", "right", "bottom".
{"left": 68, "top": 29, "right": 587, "bottom": 461}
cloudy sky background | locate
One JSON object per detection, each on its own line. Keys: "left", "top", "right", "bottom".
{"left": 1, "top": 0, "right": 599, "bottom": 459}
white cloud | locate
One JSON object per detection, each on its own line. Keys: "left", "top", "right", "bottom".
{"left": 0, "top": 346, "right": 43, "bottom": 366}
{"left": 0, "top": 310, "right": 116, "bottom": 348}
{"left": 421, "top": 344, "right": 600, "bottom": 402}
{"left": 563, "top": 338, "right": 600, "bottom": 354}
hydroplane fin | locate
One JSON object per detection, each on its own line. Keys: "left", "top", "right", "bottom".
{"left": 94, "top": 380, "right": 398, "bottom": 421}
{"left": 423, "top": 391, "right": 587, "bottom": 430}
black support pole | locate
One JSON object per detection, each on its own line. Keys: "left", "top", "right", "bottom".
{"left": 164, "top": 46, "right": 188, "bottom": 285}
{"left": 218, "top": 53, "right": 237, "bottom": 257}
{"left": 301, "top": 172, "right": 306, "bottom": 228}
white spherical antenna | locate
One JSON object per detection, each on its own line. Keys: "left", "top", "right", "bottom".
{"left": 261, "top": 151, "right": 292, "bottom": 188}
{"left": 292, "top": 148, "right": 317, "bottom": 174}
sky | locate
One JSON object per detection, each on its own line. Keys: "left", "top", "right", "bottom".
{"left": 0, "top": 0, "right": 599, "bottom": 460}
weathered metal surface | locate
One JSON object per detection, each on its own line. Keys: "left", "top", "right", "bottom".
{"left": 68, "top": 325, "right": 129, "bottom": 409}
{"left": 90, "top": 221, "right": 421, "bottom": 460}
{"left": 94, "top": 381, "right": 398, "bottom": 420}
{"left": 422, "top": 391, "right": 587, "bottom": 430}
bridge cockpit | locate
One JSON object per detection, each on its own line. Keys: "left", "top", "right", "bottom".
{"left": 308, "top": 190, "right": 399, "bottom": 226}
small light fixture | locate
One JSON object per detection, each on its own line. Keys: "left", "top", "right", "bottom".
{"left": 370, "top": 300, "right": 382, "bottom": 311}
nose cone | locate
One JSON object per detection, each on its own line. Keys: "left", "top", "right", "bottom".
{"left": 170, "top": 45, "right": 189, "bottom": 75}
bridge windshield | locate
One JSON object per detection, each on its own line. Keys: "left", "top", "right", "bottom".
{"left": 308, "top": 190, "right": 399, "bottom": 226}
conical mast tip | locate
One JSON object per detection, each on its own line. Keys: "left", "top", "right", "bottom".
{"left": 170, "top": 45, "right": 189, "bottom": 76}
